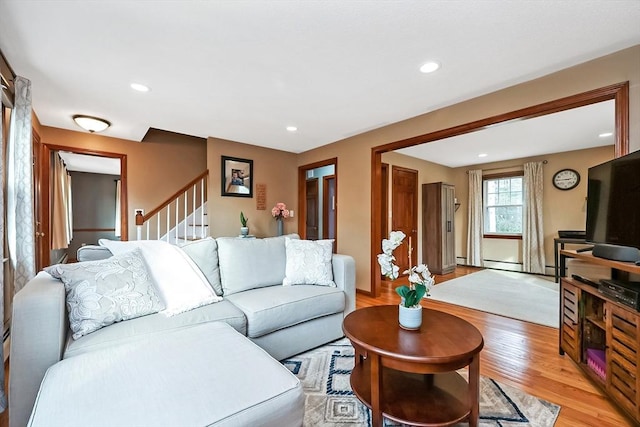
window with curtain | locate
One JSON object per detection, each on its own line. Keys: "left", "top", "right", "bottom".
{"left": 483, "top": 173, "right": 524, "bottom": 237}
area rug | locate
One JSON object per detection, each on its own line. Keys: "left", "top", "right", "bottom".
{"left": 283, "top": 339, "right": 560, "bottom": 426}
{"left": 428, "top": 269, "right": 559, "bottom": 328}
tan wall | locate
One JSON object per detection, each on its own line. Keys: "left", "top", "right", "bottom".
{"left": 296, "top": 45, "right": 640, "bottom": 293}
{"left": 206, "top": 137, "right": 298, "bottom": 238}
{"left": 39, "top": 126, "right": 207, "bottom": 239}
{"left": 451, "top": 145, "right": 614, "bottom": 270}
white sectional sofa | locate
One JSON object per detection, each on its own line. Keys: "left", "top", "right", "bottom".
{"left": 9, "top": 234, "right": 356, "bottom": 427}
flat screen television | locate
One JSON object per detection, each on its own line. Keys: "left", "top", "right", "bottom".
{"left": 586, "top": 149, "right": 640, "bottom": 262}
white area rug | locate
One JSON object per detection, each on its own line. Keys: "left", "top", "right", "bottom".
{"left": 428, "top": 269, "right": 559, "bottom": 328}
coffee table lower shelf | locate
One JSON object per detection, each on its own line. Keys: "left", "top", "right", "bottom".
{"left": 350, "top": 359, "right": 471, "bottom": 427}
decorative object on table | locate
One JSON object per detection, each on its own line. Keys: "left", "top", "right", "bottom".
{"left": 377, "top": 230, "right": 434, "bottom": 330}
{"left": 239, "top": 211, "right": 249, "bottom": 236}
{"left": 272, "top": 202, "right": 290, "bottom": 236}
{"left": 221, "top": 155, "right": 253, "bottom": 197}
{"left": 552, "top": 168, "right": 580, "bottom": 190}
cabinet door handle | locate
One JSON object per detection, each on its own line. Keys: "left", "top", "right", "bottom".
{"left": 447, "top": 221, "right": 451, "bottom": 232}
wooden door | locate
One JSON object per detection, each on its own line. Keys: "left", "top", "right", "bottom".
{"left": 560, "top": 281, "right": 581, "bottom": 362}
{"left": 322, "top": 175, "right": 336, "bottom": 242}
{"left": 442, "top": 184, "right": 456, "bottom": 271}
{"left": 306, "top": 178, "right": 319, "bottom": 240}
{"left": 32, "top": 130, "right": 47, "bottom": 270}
{"left": 391, "top": 166, "right": 418, "bottom": 274}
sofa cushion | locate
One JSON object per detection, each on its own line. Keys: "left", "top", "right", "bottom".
{"left": 99, "top": 239, "right": 222, "bottom": 315}
{"left": 44, "top": 249, "right": 165, "bottom": 340}
{"left": 31, "top": 322, "right": 305, "bottom": 427}
{"left": 76, "top": 245, "right": 112, "bottom": 262}
{"left": 217, "top": 235, "right": 290, "bottom": 295}
{"left": 283, "top": 237, "right": 336, "bottom": 287}
{"left": 179, "top": 237, "right": 223, "bottom": 296}
{"left": 225, "top": 285, "right": 345, "bottom": 338}
{"left": 63, "top": 300, "right": 246, "bottom": 359}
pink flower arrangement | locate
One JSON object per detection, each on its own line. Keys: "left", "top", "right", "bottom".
{"left": 272, "top": 202, "right": 290, "bottom": 220}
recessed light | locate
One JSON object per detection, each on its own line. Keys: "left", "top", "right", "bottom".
{"left": 478, "top": 153, "right": 488, "bottom": 158}
{"left": 286, "top": 126, "right": 298, "bottom": 132}
{"left": 130, "top": 83, "right": 150, "bottom": 92}
{"left": 598, "top": 132, "right": 613, "bottom": 138}
{"left": 419, "top": 61, "right": 440, "bottom": 74}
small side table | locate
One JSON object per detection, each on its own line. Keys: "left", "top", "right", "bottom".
{"left": 554, "top": 237, "right": 586, "bottom": 282}
{"left": 343, "top": 305, "right": 484, "bottom": 427}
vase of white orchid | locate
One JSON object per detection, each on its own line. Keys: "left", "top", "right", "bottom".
{"left": 377, "top": 230, "right": 435, "bottom": 330}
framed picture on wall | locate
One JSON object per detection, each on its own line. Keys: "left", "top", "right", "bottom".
{"left": 221, "top": 155, "right": 253, "bottom": 197}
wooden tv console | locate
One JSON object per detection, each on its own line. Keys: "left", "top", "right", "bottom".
{"left": 559, "top": 249, "right": 640, "bottom": 424}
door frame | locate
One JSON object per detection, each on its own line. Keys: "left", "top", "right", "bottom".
{"left": 370, "top": 82, "right": 629, "bottom": 297}
{"left": 38, "top": 143, "right": 128, "bottom": 267}
{"left": 298, "top": 157, "right": 338, "bottom": 248}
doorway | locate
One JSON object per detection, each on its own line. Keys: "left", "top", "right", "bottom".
{"left": 38, "top": 143, "right": 127, "bottom": 268}
{"left": 298, "top": 158, "right": 338, "bottom": 249}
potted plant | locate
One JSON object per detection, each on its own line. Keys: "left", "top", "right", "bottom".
{"left": 377, "top": 231, "right": 434, "bottom": 330}
{"left": 240, "top": 211, "right": 249, "bottom": 236}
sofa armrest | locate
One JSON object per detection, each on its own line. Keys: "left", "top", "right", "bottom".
{"left": 331, "top": 254, "right": 356, "bottom": 316}
{"left": 9, "top": 271, "right": 68, "bottom": 427}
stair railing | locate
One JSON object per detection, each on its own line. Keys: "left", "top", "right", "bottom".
{"left": 135, "top": 170, "right": 209, "bottom": 243}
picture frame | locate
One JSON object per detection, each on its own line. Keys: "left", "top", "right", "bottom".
{"left": 221, "top": 155, "right": 253, "bottom": 197}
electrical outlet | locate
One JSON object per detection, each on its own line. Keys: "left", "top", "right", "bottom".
{"left": 290, "top": 210, "right": 295, "bottom": 218}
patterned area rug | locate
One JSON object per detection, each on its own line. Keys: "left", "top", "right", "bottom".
{"left": 283, "top": 339, "right": 560, "bottom": 426}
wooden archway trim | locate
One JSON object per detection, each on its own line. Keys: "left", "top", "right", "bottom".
{"left": 39, "top": 143, "right": 127, "bottom": 267}
{"left": 370, "top": 82, "right": 630, "bottom": 296}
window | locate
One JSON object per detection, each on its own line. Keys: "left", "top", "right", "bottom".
{"left": 483, "top": 174, "right": 523, "bottom": 236}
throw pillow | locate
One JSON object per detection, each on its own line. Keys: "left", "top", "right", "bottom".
{"left": 98, "top": 239, "right": 222, "bottom": 316}
{"left": 179, "top": 237, "right": 223, "bottom": 296}
{"left": 44, "top": 249, "right": 165, "bottom": 340}
{"left": 283, "top": 238, "right": 336, "bottom": 287}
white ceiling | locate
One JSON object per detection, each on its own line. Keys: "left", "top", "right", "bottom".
{"left": 58, "top": 151, "right": 120, "bottom": 175}
{"left": 1, "top": 1, "right": 639, "bottom": 165}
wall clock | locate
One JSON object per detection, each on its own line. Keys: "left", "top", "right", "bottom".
{"left": 552, "top": 169, "right": 580, "bottom": 190}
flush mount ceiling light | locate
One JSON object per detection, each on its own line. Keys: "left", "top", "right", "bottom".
{"left": 72, "top": 115, "right": 111, "bottom": 133}
{"left": 478, "top": 153, "right": 488, "bottom": 158}
{"left": 419, "top": 61, "right": 440, "bottom": 74}
{"left": 598, "top": 132, "right": 613, "bottom": 138}
{"left": 130, "top": 82, "right": 150, "bottom": 92}
{"left": 286, "top": 126, "right": 298, "bottom": 132}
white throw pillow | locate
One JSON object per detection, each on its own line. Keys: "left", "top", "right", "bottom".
{"left": 45, "top": 249, "right": 165, "bottom": 339}
{"left": 99, "top": 239, "right": 222, "bottom": 316}
{"left": 283, "top": 238, "right": 336, "bottom": 287}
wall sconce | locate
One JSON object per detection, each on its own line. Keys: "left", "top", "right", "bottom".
{"left": 72, "top": 115, "right": 111, "bottom": 133}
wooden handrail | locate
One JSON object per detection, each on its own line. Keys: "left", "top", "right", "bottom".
{"left": 136, "top": 169, "right": 208, "bottom": 225}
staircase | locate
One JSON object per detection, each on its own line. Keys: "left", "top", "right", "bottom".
{"left": 135, "top": 170, "right": 209, "bottom": 244}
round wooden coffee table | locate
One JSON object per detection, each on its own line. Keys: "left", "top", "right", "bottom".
{"left": 342, "top": 305, "right": 484, "bottom": 427}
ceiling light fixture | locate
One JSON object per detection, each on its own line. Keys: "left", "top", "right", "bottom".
{"left": 130, "top": 82, "right": 150, "bottom": 92}
{"left": 72, "top": 115, "right": 111, "bottom": 133}
{"left": 598, "top": 132, "right": 613, "bottom": 138}
{"left": 286, "top": 126, "right": 298, "bottom": 132}
{"left": 478, "top": 153, "right": 488, "bottom": 158}
{"left": 419, "top": 61, "right": 440, "bottom": 74}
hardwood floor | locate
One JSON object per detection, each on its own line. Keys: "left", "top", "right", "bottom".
{"left": 360, "top": 267, "right": 633, "bottom": 427}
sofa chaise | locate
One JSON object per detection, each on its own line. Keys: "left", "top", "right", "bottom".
{"left": 9, "top": 234, "right": 356, "bottom": 427}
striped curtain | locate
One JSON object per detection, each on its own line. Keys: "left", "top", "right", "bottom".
{"left": 0, "top": 78, "right": 7, "bottom": 413}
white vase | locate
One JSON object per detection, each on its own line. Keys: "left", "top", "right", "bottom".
{"left": 398, "top": 304, "right": 422, "bottom": 330}
{"left": 240, "top": 226, "right": 249, "bottom": 236}
{"left": 277, "top": 218, "right": 283, "bottom": 236}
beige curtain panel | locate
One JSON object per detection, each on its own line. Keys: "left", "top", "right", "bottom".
{"left": 523, "top": 161, "right": 546, "bottom": 274}
{"left": 51, "top": 153, "right": 72, "bottom": 250}
{"left": 466, "top": 169, "right": 484, "bottom": 267}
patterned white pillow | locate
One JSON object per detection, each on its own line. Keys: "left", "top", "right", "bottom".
{"left": 45, "top": 249, "right": 165, "bottom": 339}
{"left": 283, "top": 238, "right": 336, "bottom": 287}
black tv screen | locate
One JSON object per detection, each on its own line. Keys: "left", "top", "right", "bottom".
{"left": 586, "top": 150, "right": 640, "bottom": 250}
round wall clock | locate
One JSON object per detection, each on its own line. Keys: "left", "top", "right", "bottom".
{"left": 552, "top": 169, "right": 580, "bottom": 190}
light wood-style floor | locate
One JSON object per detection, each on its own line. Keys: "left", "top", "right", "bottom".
{"left": 360, "top": 266, "right": 634, "bottom": 427}
{"left": 0, "top": 267, "right": 632, "bottom": 427}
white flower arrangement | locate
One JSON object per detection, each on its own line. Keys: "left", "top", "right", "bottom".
{"left": 377, "top": 230, "right": 435, "bottom": 308}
